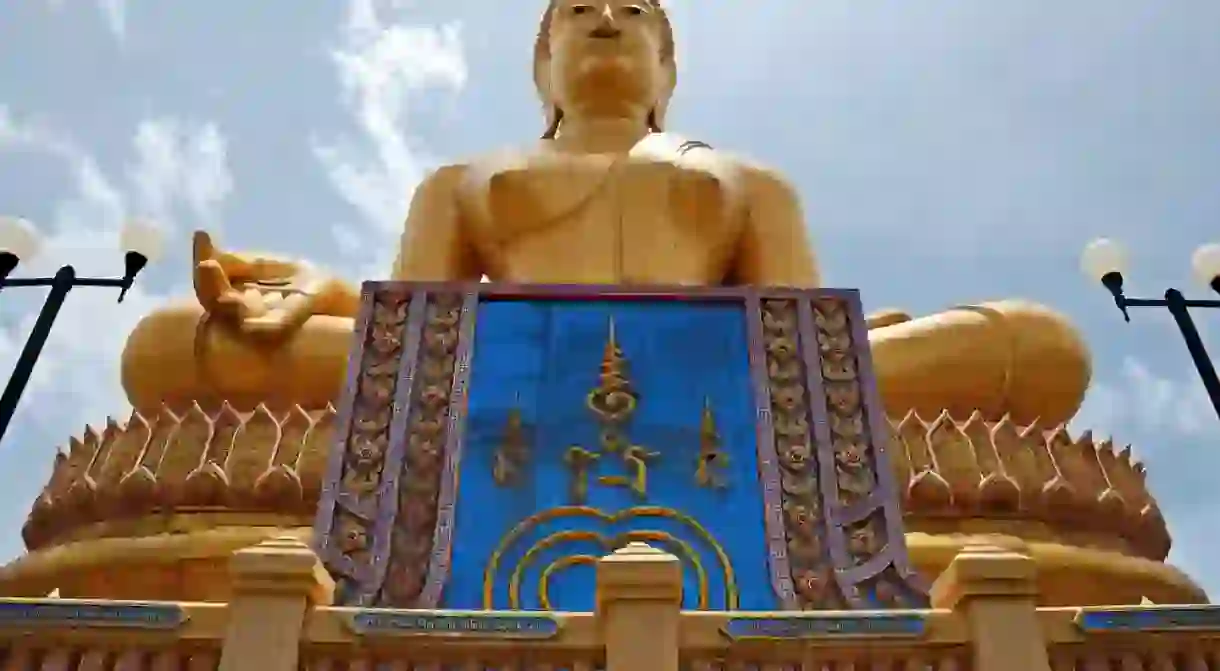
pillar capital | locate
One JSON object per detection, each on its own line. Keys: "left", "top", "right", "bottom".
{"left": 229, "top": 535, "right": 333, "bottom": 606}
{"left": 596, "top": 542, "right": 683, "bottom": 605}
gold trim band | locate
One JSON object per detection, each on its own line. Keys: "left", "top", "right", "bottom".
{"left": 484, "top": 505, "right": 736, "bottom": 609}
{"left": 516, "top": 529, "right": 710, "bottom": 609}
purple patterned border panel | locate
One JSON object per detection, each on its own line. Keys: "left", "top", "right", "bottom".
{"left": 805, "top": 293, "right": 929, "bottom": 608}
{"left": 374, "top": 290, "right": 470, "bottom": 607}
{"left": 311, "top": 285, "right": 420, "bottom": 605}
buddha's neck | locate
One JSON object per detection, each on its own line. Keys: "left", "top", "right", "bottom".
{"left": 554, "top": 112, "right": 651, "bottom": 154}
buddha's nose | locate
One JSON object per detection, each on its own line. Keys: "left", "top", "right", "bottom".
{"left": 589, "top": 24, "right": 622, "bottom": 39}
{"left": 589, "top": 6, "right": 621, "bottom": 39}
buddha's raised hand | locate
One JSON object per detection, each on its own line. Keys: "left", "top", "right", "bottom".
{"left": 192, "top": 230, "right": 359, "bottom": 339}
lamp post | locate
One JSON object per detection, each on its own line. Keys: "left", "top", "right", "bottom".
{"left": 1081, "top": 239, "right": 1220, "bottom": 422}
{"left": 0, "top": 216, "right": 165, "bottom": 446}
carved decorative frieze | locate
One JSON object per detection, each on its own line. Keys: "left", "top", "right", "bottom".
{"left": 756, "top": 297, "right": 839, "bottom": 609}
{"left": 313, "top": 289, "right": 410, "bottom": 604}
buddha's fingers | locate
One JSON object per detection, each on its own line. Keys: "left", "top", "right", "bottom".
{"left": 240, "top": 293, "right": 315, "bottom": 339}
{"left": 194, "top": 259, "right": 247, "bottom": 319}
{"left": 192, "top": 230, "right": 219, "bottom": 266}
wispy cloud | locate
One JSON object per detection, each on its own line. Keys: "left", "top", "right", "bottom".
{"left": 1075, "top": 356, "right": 1218, "bottom": 457}
{"left": 44, "top": 0, "right": 127, "bottom": 42}
{"left": 313, "top": 0, "right": 467, "bottom": 279}
{"left": 128, "top": 120, "right": 232, "bottom": 233}
{"left": 97, "top": 0, "right": 126, "bottom": 41}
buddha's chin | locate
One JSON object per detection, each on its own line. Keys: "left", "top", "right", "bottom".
{"left": 569, "top": 60, "right": 654, "bottom": 105}
{"left": 575, "top": 55, "right": 635, "bottom": 80}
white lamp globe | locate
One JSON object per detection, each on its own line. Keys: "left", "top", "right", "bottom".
{"left": 120, "top": 220, "right": 166, "bottom": 263}
{"left": 1081, "top": 238, "right": 1129, "bottom": 282}
{"left": 0, "top": 216, "right": 42, "bottom": 261}
{"left": 1190, "top": 243, "right": 1220, "bottom": 290}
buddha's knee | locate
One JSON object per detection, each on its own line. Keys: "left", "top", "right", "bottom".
{"left": 955, "top": 300, "right": 1092, "bottom": 425}
{"left": 122, "top": 302, "right": 218, "bottom": 413}
{"left": 869, "top": 300, "right": 1091, "bottom": 426}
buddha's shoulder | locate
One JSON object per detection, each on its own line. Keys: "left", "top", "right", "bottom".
{"left": 637, "top": 133, "right": 795, "bottom": 184}
{"left": 415, "top": 137, "right": 795, "bottom": 190}
{"left": 419, "top": 148, "right": 547, "bottom": 189}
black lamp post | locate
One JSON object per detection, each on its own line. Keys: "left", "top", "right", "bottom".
{"left": 1082, "top": 239, "right": 1220, "bottom": 422}
{"left": 0, "top": 217, "right": 163, "bottom": 446}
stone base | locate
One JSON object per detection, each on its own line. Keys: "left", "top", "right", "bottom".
{"left": 0, "top": 517, "right": 311, "bottom": 601}
{"left": 1, "top": 525, "right": 1203, "bottom": 606}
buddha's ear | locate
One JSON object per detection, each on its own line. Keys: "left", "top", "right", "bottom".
{"left": 534, "top": 56, "right": 562, "bottom": 139}
{"left": 542, "top": 104, "right": 562, "bottom": 140}
{"left": 650, "top": 60, "right": 677, "bottom": 132}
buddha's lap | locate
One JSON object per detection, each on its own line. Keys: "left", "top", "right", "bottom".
{"left": 867, "top": 300, "right": 1090, "bottom": 425}
{"left": 121, "top": 302, "right": 353, "bottom": 413}
{"left": 120, "top": 299, "right": 1088, "bottom": 424}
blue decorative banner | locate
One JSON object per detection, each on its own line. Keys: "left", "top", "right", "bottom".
{"left": 343, "top": 610, "right": 561, "bottom": 639}
{"left": 451, "top": 300, "right": 770, "bottom": 612}
{"left": 315, "top": 284, "right": 927, "bottom": 612}
{"left": 722, "top": 612, "right": 928, "bottom": 640}
{"left": 0, "top": 600, "right": 187, "bottom": 629}
{"left": 1077, "top": 606, "right": 1220, "bottom": 632}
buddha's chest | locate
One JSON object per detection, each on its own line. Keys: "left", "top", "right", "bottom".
{"left": 460, "top": 152, "right": 748, "bottom": 280}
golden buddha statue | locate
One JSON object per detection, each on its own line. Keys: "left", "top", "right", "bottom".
{"left": 122, "top": 0, "right": 1090, "bottom": 427}
{"left": 4, "top": 0, "right": 1202, "bottom": 608}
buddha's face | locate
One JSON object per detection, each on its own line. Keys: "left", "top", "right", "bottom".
{"left": 545, "top": 0, "right": 669, "bottom": 115}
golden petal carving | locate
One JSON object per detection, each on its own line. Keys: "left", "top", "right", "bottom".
{"left": 157, "top": 404, "right": 213, "bottom": 504}
{"left": 926, "top": 411, "right": 981, "bottom": 509}
{"left": 18, "top": 400, "right": 341, "bottom": 549}
{"left": 896, "top": 412, "right": 935, "bottom": 474}
{"left": 116, "top": 465, "right": 158, "bottom": 514}
{"left": 276, "top": 405, "right": 313, "bottom": 469}
{"left": 183, "top": 461, "right": 229, "bottom": 506}
{"left": 208, "top": 402, "right": 243, "bottom": 468}
{"left": 908, "top": 469, "right": 953, "bottom": 510}
{"left": 41, "top": 450, "right": 70, "bottom": 508}
{"left": 96, "top": 416, "right": 138, "bottom": 492}
{"left": 990, "top": 415, "right": 1040, "bottom": 503}
{"left": 64, "top": 435, "right": 94, "bottom": 492}
{"left": 297, "top": 405, "right": 335, "bottom": 508}
{"left": 143, "top": 408, "right": 179, "bottom": 473}
{"left": 19, "top": 386, "right": 1173, "bottom": 572}
{"left": 228, "top": 403, "right": 282, "bottom": 504}
{"left": 254, "top": 464, "right": 304, "bottom": 509}
{"left": 889, "top": 412, "right": 1169, "bottom": 561}
{"left": 885, "top": 426, "right": 912, "bottom": 493}
{"left": 977, "top": 472, "right": 1021, "bottom": 512}
{"left": 80, "top": 424, "right": 105, "bottom": 484}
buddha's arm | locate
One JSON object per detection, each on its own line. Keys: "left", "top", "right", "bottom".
{"left": 391, "top": 165, "right": 483, "bottom": 281}
{"left": 729, "top": 168, "right": 822, "bottom": 288}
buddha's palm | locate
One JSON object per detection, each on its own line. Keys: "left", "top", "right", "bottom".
{"left": 192, "top": 231, "right": 354, "bottom": 339}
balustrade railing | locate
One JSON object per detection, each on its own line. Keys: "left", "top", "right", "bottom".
{"left": 1, "top": 540, "right": 1218, "bottom": 671}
